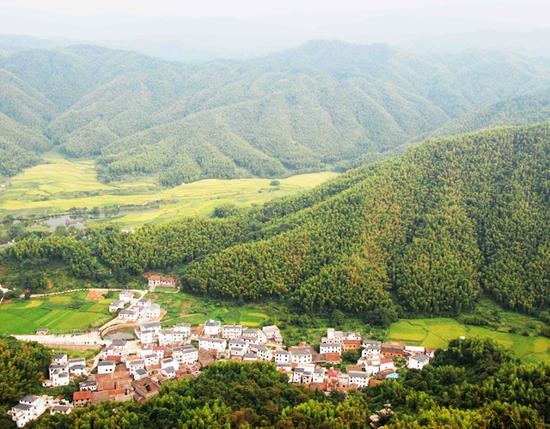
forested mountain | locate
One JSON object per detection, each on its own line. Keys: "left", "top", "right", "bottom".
{"left": 1, "top": 41, "right": 550, "bottom": 183}
{"left": 436, "top": 88, "right": 550, "bottom": 135}
{"left": 31, "top": 338, "right": 550, "bottom": 428}
{"left": 3, "top": 124, "right": 548, "bottom": 323}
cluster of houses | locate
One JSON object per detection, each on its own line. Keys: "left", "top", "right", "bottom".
{"left": 45, "top": 354, "right": 88, "bottom": 387}
{"left": 109, "top": 291, "right": 161, "bottom": 323}
{"left": 8, "top": 396, "right": 72, "bottom": 428}
{"left": 10, "top": 292, "right": 435, "bottom": 427}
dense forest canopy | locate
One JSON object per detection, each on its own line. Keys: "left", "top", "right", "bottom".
{"left": 2, "top": 123, "right": 548, "bottom": 324}
{"left": 29, "top": 338, "right": 550, "bottom": 428}
{"left": 1, "top": 41, "right": 550, "bottom": 183}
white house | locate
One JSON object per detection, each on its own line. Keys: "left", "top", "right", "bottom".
{"left": 53, "top": 353, "right": 68, "bottom": 365}
{"left": 262, "top": 325, "right": 283, "bottom": 343}
{"left": 250, "top": 344, "right": 272, "bottom": 361}
{"left": 109, "top": 300, "right": 125, "bottom": 313}
{"left": 173, "top": 345, "right": 198, "bottom": 365}
{"left": 274, "top": 350, "right": 290, "bottom": 364}
{"left": 119, "top": 291, "right": 135, "bottom": 303}
{"left": 158, "top": 329, "right": 176, "bottom": 346}
{"left": 320, "top": 342, "right": 342, "bottom": 355}
{"left": 161, "top": 357, "right": 180, "bottom": 371}
{"left": 407, "top": 354, "right": 430, "bottom": 370}
{"left": 404, "top": 345, "right": 425, "bottom": 355}
{"left": 241, "top": 328, "right": 267, "bottom": 344}
{"left": 242, "top": 353, "right": 258, "bottom": 361}
{"left": 222, "top": 324, "right": 242, "bottom": 339}
{"left": 348, "top": 371, "right": 369, "bottom": 388}
{"left": 133, "top": 368, "right": 148, "bottom": 381}
{"left": 229, "top": 339, "right": 248, "bottom": 357}
{"left": 161, "top": 366, "right": 176, "bottom": 379}
{"left": 290, "top": 348, "right": 313, "bottom": 364}
{"left": 143, "top": 353, "right": 160, "bottom": 367}
{"left": 10, "top": 396, "right": 47, "bottom": 428}
{"left": 203, "top": 320, "right": 221, "bottom": 336}
{"left": 138, "top": 322, "right": 161, "bottom": 343}
{"left": 97, "top": 361, "right": 116, "bottom": 375}
{"left": 78, "top": 381, "right": 97, "bottom": 391}
{"left": 312, "top": 367, "right": 326, "bottom": 384}
{"left": 127, "top": 359, "right": 146, "bottom": 373}
{"left": 68, "top": 358, "right": 87, "bottom": 376}
{"left": 198, "top": 337, "right": 226, "bottom": 353}
{"left": 174, "top": 323, "right": 191, "bottom": 338}
{"left": 380, "top": 358, "right": 395, "bottom": 372}
{"left": 118, "top": 309, "right": 138, "bottom": 322}
{"left": 50, "top": 366, "right": 70, "bottom": 387}
{"left": 142, "top": 303, "right": 161, "bottom": 320}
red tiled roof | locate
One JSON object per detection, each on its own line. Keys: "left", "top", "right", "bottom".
{"left": 324, "top": 352, "right": 342, "bottom": 362}
{"left": 73, "top": 391, "right": 93, "bottom": 401}
{"left": 380, "top": 358, "right": 394, "bottom": 364}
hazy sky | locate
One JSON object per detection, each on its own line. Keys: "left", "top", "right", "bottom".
{"left": 1, "top": 0, "right": 550, "bottom": 59}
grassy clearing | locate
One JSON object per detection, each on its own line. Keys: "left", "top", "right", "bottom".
{"left": 0, "top": 291, "right": 113, "bottom": 335}
{"left": 0, "top": 155, "right": 338, "bottom": 226}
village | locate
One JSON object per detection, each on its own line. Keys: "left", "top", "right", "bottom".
{"left": 8, "top": 277, "right": 435, "bottom": 428}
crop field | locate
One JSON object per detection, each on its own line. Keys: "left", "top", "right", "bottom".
{"left": 0, "top": 155, "right": 338, "bottom": 226}
{"left": 0, "top": 291, "right": 113, "bottom": 335}
{"left": 388, "top": 317, "right": 550, "bottom": 364}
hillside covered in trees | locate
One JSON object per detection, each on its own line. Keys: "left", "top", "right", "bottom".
{"left": 2, "top": 123, "right": 548, "bottom": 324}
{"left": 1, "top": 41, "right": 550, "bottom": 183}
{"left": 435, "top": 87, "right": 550, "bottom": 136}
{"left": 30, "top": 338, "right": 550, "bottom": 428}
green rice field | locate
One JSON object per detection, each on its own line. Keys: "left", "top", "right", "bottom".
{"left": 388, "top": 318, "right": 550, "bottom": 364}
{"left": 0, "top": 291, "right": 113, "bottom": 335}
{"left": 0, "top": 155, "right": 338, "bottom": 227}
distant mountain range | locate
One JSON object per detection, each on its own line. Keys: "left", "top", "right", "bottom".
{"left": 1, "top": 40, "right": 550, "bottom": 183}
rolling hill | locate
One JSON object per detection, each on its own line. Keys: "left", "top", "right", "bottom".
{"left": 435, "top": 88, "right": 550, "bottom": 135}
{"left": 3, "top": 123, "right": 548, "bottom": 323}
{"left": 1, "top": 41, "right": 550, "bottom": 183}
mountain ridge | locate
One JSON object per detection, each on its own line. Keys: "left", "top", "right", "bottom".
{"left": 1, "top": 40, "right": 550, "bottom": 184}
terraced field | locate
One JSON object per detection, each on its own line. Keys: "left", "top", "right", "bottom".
{"left": 0, "top": 291, "right": 113, "bottom": 334}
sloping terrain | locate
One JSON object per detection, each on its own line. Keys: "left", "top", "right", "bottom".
{"left": 1, "top": 41, "right": 550, "bottom": 183}
{"left": 4, "top": 124, "right": 548, "bottom": 323}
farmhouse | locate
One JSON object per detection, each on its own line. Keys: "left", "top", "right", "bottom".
{"left": 145, "top": 274, "right": 177, "bottom": 288}
{"left": 380, "top": 358, "right": 396, "bottom": 372}
{"left": 319, "top": 342, "right": 342, "bottom": 355}
{"left": 198, "top": 337, "right": 226, "bottom": 353}
{"left": 174, "top": 323, "right": 191, "bottom": 337}
{"left": 348, "top": 371, "right": 369, "bottom": 388}
{"left": 73, "top": 391, "right": 92, "bottom": 407}
{"left": 274, "top": 350, "right": 290, "bottom": 364}
{"left": 109, "top": 300, "right": 125, "bottom": 313}
{"left": 250, "top": 344, "right": 272, "bottom": 361}
{"left": 118, "top": 309, "right": 138, "bottom": 322}
{"left": 172, "top": 345, "right": 198, "bottom": 365}
{"left": 262, "top": 325, "right": 283, "bottom": 343}
{"left": 119, "top": 291, "right": 135, "bottom": 303}
{"left": 97, "top": 361, "right": 116, "bottom": 375}
{"left": 222, "top": 324, "right": 243, "bottom": 339}
{"left": 407, "top": 354, "right": 430, "bottom": 370}
{"left": 203, "top": 320, "right": 221, "bottom": 336}
{"left": 10, "top": 396, "right": 46, "bottom": 428}
{"left": 289, "top": 347, "right": 313, "bottom": 364}
{"left": 78, "top": 381, "right": 97, "bottom": 391}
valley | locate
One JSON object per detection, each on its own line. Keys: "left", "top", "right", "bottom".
{"left": 0, "top": 154, "right": 337, "bottom": 230}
